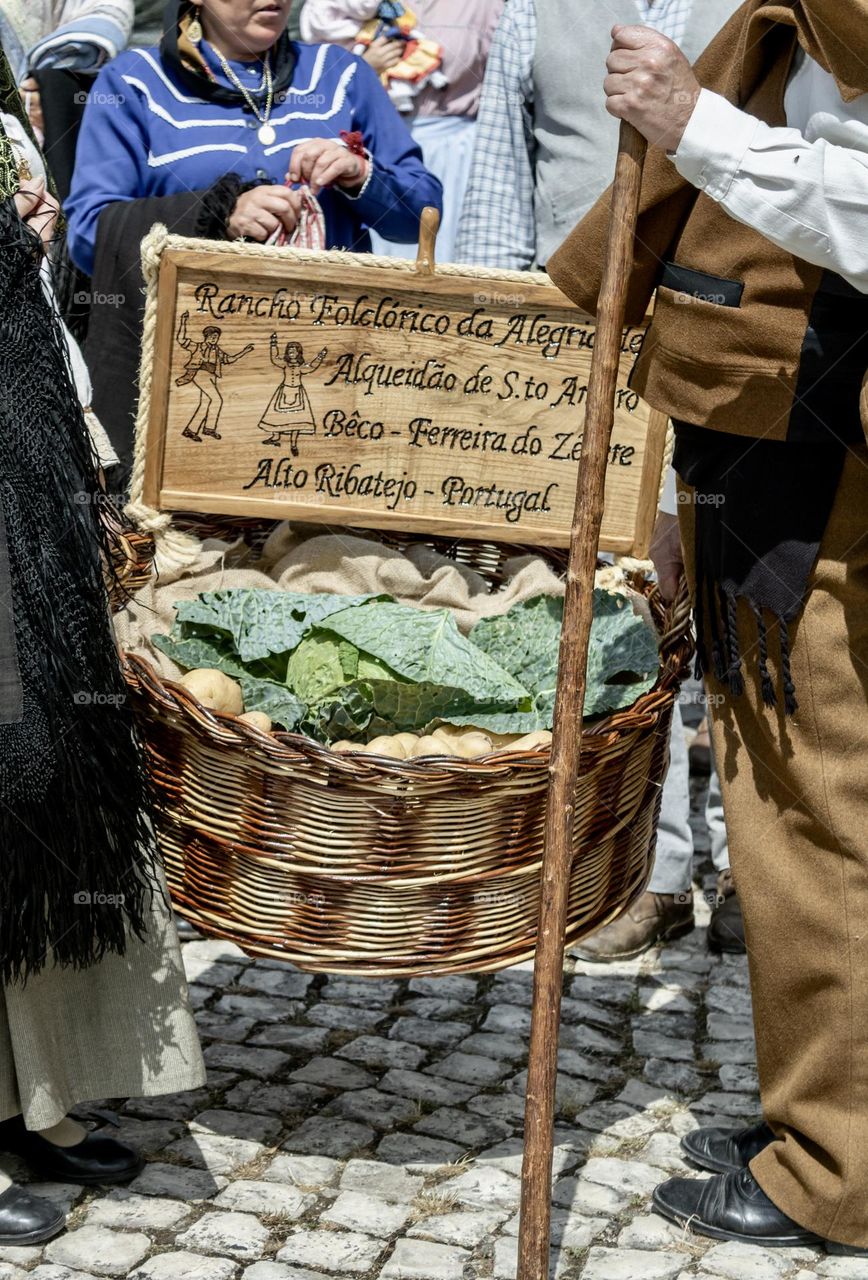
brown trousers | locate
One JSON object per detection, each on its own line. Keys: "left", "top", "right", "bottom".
{"left": 680, "top": 444, "right": 868, "bottom": 1248}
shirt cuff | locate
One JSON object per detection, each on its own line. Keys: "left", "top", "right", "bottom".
{"left": 672, "top": 89, "right": 763, "bottom": 202}
{"left": 659, "top": 464, "right": 678, "bottom": 516}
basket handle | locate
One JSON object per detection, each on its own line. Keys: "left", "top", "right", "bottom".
{"left": 657, "top": 572, "right": 694, "bottom": 681}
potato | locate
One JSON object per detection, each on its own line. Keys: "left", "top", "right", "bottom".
{"left": 365, "top": 735, "right": 409, "bottom": 759}
{"left": 449, "top": 730, "right": 494, "bottom": 759}
{"left": 392, "top": 732, "right": 422, "bottom": 755}
{"left": 238, "top": 710, "right": 273, "bottom": 733}
{"left": 496, "top": 729, "right": 553, "bottom": 753}
{"left": 180, "top": 668, "right": 244, "bottom": 715}
{"left": 432, "top": 724, "right": 469, "bottom": 742}
{"left": 332, "top": 740, "right": 359, "bottom": 752}
{"left": 411, "top": 734, "right": 459, "bottom": 758}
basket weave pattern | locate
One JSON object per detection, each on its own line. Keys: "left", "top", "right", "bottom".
{"left": 121, "top": 545, "right": 692, "bottom": 977}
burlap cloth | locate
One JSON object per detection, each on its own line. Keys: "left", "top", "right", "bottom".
{"left": 112, "top": 522, "right": 637, "bottom": 681}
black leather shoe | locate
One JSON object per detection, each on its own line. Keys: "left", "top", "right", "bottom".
{"left": 0, "top": 1116, "right": 144, "bottom": 1185}
{"left": 0, "top": 1184, "right": 65, "bottom": 1245}
{"left": 682, "top": 1120, "right": 775, "bottom": 1174}
{"left": 707, "top": 870, "right": 746, "bottom": 954}
{"left": 653, "top": 1167, "right": 824, "bottom": 1247}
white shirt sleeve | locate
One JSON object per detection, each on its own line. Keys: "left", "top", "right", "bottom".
{"left": 673, "top": 88, "right": 868, "bottom": 294}
{"left": 659, "top": 464, "right": 679, "bottom": 516}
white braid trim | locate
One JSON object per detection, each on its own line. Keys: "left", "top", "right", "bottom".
{"left": 125, "top": 224, "right": 203, "bottom": 577}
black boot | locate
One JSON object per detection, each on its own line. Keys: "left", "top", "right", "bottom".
{"left": 708, "top": 869, "right": 746, "bottom": 954}
{"left": 0, "top": 1184, "right": 65, "bottom": 1245}
{"left": 681, "top": 1120, "right": 774, "bottom": 1174}
{"left": 0, "top": 1116, "right": 143, "bottom": 1186}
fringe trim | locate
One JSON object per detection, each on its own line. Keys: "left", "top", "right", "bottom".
{"left": 695, "top": 581, "right": 798, "bottom": 717}
{"left": 0, "top": 199, "right": 162, "bottom": 983}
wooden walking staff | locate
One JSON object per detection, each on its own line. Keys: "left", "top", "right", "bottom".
{"left": 516, "top": 120, "right": 648, "bottom": 1277}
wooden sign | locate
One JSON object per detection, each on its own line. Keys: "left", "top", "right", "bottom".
{"left": 140, "top": 237, "right": 666, "bottom": 554}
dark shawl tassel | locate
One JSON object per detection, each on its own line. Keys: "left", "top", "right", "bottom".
{"left": 673, "top": 419, "right": 854, "bottom": 718}
{"left": 752, "top": 605, "right": 777, "bottom": 708}
{"left": 778, "top": 620, "right": 798, "bottom": 716}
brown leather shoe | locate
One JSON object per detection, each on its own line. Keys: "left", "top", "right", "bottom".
{"left": 573, "top": 891, "right": 695, "bottom": 963}
{"left": 707, "top": 869, "right": 746, "bottom": 955}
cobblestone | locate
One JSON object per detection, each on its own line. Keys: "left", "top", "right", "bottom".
{"left": 379, "top": 1238, "right": 471, "bottom": 1279}
{"left": 700, "top": 1241, "right": 789, "bottom": 1277}
{"left": 45, "top": 1227, "right": 151, "bottom": 1276}
{"left": 276, "top": 1230, "right": 384, "bottom": 1273}
{"left": 163, "top": 1131, "right": 265, "bottom": 1174}
{"left": 582, "top": 1247, "right": 687, "bottom": 1279}
{"left": 408, "top": 1208, "right": 510, "bottom": 1246}
{"left": 336, "top": 1036, "right": 428, "bottom": 1071}
{"left": 339, "top": 1158, "right": 424, "bottom": 1203}
{"left": 189, "top": 1107, "right": 283, "bottom": 1143}
{"left": 213, "top": 1178, "right": 314, "bottom": 1217}
{"left": 424, "top": 1051, "right": 511, "bottom": 1087}
{"left": 445, "top": 1164, "right": 522, "bottom": 1210}
{"left": 290, "top": 1056, "right": 377, "bottom": 1090}
{"left": 130, "top": 1255, "right": 237, "bottom": 1280}
{"left": 282, "top": 1116, "right": 376, "bottom": 1158}
{"left": 324, "top": 1086, "right": 421, "bottom": 1131}
{"left": 320, "top": 1189, "right": 412, "bottom": 1235}
{"left": 84, "top": 1191, "right": 193, "bottom": 1231}
{"left": 176, "top": 1211, "right": 270, "bottom": 1260}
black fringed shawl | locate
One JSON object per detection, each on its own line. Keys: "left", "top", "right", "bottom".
{"left": 672, "top": 270, "right": 868, "bottom": 715}
{"left": 0, "top": 93, "right": 161, "bottom": 981}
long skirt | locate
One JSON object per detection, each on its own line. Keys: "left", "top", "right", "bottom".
{"left": 0, "top": 868, "right": 205, "bottom": 1131}
{"left": 370, "top": 114, "right": 476, "bottom": 264}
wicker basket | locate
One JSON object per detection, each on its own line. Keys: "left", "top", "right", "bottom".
{"left": 106, "top": 523, "right": 155, "bottom": 610}
{"left": 120, "top": 537, "right": 692, "bottom": 977}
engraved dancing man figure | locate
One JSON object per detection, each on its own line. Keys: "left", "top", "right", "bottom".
{"left": 258, "top": 338, "right": 327, "bottom": 455}
{"left": 176, "top": 312, "right": 253, "bottom": 441}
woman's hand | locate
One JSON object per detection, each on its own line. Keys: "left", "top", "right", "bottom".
{"left": 19, "top": 76, "right": 44, "bottom": 138}
{"left": 363, "top": 36, "right": 404, "bottom": 75}
{"left": 227, "top": 185, "right": 301, "bottom": 240}
{"left": 289, "top": 139, "right": 366, "bottom": 194}
{"left": 14, "top": 177, "right": 60, "bottom": 246}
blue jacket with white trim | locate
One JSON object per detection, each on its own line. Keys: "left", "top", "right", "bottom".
{"left": 65, "top": 39, "right": 442, "bottom": 274}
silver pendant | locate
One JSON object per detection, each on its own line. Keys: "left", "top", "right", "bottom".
{"left": 258, "top": 123, "right": 276, "bottom": 146}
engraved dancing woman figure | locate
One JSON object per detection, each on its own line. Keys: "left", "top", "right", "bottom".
{"left": 259, "top": 338, "right": 327, "bottom": 455}
{"left": 176, "top": 312, "right": 253, "bottom": 441}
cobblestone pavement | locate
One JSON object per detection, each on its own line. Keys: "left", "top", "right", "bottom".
{"left": 0, "top": 771, "right": 844, "bottom": 1280}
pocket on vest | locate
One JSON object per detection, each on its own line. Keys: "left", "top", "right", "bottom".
{"left": 659, "top": 262, "right": 744, "bottom": 308}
